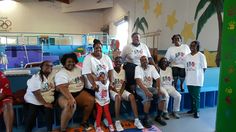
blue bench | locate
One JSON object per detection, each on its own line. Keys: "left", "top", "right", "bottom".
{"left": 4, "top": 68, "right": 219, "bottom": 130}
{"left": 168, "top": 68, "right": 219, "bottom": 112}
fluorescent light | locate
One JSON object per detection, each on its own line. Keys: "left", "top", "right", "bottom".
{"left": 0, "top": 0, "right": 17, "bottom": 13}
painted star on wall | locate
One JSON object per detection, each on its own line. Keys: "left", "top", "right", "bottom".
{"left": 166, "top": 10, "right": 178, "bottom": 30}
{"left": 154, "top": 2, "right": 162, "bottom": 18}
{"left": 181, "top": 22, "right": 195, "bottom": 42}
{"left": 143, "top": 0, "right": 150, "bottom": 14}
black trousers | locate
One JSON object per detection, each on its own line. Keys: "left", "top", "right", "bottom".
{"left": 24, "top": 103, "right": 53, "bottom": 132}
{"left": 123, "top": 62, "right": 137, "bottom": 93}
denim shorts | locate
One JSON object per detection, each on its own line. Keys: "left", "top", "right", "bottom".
{"left": 136, "top": 87, "right": 165, "bottom": 104}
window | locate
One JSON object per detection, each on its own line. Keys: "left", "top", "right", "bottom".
{"left": 116, "top": 21, "right": 128, "bottom": 51}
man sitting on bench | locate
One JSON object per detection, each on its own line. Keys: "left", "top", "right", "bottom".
{"left": 135, "top": 56, "right": 167, "bottom": 127}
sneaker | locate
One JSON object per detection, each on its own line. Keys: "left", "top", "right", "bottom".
{"left": 103, "top": 118, "right": 109, "bottom": 127}
{"left": 94, "top": 122, "right": 97, "bottom": 128}
{"left": 194, "top": 112, "right": 200, "bottom": 118}
{"left": 155, "top": 116, "right": 167, "bottom": 126}
{"left": 142, "top": 119, "right": 152, "bottom": 128}
{"left": 109, "top": 125, "right": 115, "bottom": 132}
{"left": 115, "top": 120, "right": 124, "bottom": 131}
{"left": 134, "top": 119, "right": 144, "bottom": 129}
{"left": 81, "top": 122, "right": 92, "bottom": 131}
{"left": 162, "top": 112, "right": 170, "bottom": 120}
{"left": 96, "top": 127, "right": 104, "bottom": 132}
{"left": 187, "top": 110, "right": 194, "bottom": 114}
{"left": 172, "top": 112, "right": 180, "bottom": 119}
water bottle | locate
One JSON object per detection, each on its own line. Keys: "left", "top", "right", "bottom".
{"left": 20, "top": 61, "right": 24, "bottom": 68}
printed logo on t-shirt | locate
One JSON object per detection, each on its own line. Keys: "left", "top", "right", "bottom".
{"left": 186, "top": 61, "right": 196, "bottom": 71}
{"left": 133, "top": 49, "right": 143, "bottom": 55}
{"left": 70, "top": 77, "right": 81, "bottom": 84}
{"left": 96, "top": 64, "right": 107, "bottom": 75}
{"left": 114, "top": 78, "right": 124, "bottom": 89}
{"left": 100, "top": 88, "right": 108, "bottom": 100}
{"left": 161, "top": 76, "right": 172, "bottom": 86}
{"left": 0, "top": 73, "right": 6, "bottom": 79}
{"left": 41, "top": 82, "right": 49, "bottom": 92}
{"left": 175, "top": 52, "right": 185, "bottom": 59}
{"left": 144, "top": 76, "right": 152, "bottom": 87}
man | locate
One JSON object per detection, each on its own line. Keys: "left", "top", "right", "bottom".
{"left": 135, "top": 56, "right": 167, "bottom": 127}
{"left": 0, "top": 71, "right": 14, "bottom": 132}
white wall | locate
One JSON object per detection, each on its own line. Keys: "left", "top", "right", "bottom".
{"left": 103, "top": 0, "right": 219, "bottom": 51}
{"left": 0, "top": 0, "right": 219, "bottom": 51}
{"left": 0, "top": 0, "right": 104, "bottom": 34}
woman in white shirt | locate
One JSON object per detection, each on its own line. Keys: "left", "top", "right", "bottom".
{"left": 82, "top": 39, "right": 114, "bottom": 131}
{"left": 121, "top": 32, "right": 156, "bottom": 93}
{"left": 24, "top": 61, "right": 54, "bottom": 132}
{"left": 55, "top": 53, "right": 94, "bottom": 132}
{"left": 185, "top": 41, "right": 207, "bottom": 118}
{"left": 158, "top": 57, "right": 181, "bottom": 120}
{"left": 82, "top": 39, "right": 114, "bottom": 94}
{"left": 165, "top": 34, "right": 191, "bottom": 92}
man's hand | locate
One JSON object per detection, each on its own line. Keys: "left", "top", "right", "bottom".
{"left": 145, "top": 89, "right": 153, "bottom": 98}
{"left": 109, "top": 83, "right": 115, "bottom": 90}
{"left": 92, "top": 84, "right": 99, "bottom": 92}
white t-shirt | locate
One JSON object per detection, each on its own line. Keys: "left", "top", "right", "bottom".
{"left": 113, "top": 67, "right": 125, "bottom": 92}
{"left": 184, "top": 52, "right": 207, "bottom": 86}
{"left": 121, "top": 43, "right": 152, "bottom": 66}
{"left": 24, "top": 73, "right": 55, "bottom": 105}
{"left": 95, "top": 81, "right": 110, "bottom": 106}
{"left": 82, "top": 53, "right": 113, "bottom": 88}
{"left": 55, "top": 67, "right": 84, "bottom": 93}
{"left": 160, "top": 67, "right": 173, "bottom": 88}
{"left": 135, "top": 65, "right": 160, "bottom": 88}
{"left": 165, "top": 44, "right": 191, "bottom": 68}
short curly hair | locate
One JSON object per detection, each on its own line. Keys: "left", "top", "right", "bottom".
{"left": 60, "top": 53, "right": 78, "bottom": 66}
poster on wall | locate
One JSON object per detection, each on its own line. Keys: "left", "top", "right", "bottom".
{"left": 0, "top": 17, "right": 12, "bottom": 32}
{"left": 216, "top": 1, "right": 236, "bottom": 131}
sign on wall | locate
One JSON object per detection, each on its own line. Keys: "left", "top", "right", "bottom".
{"left": 0, "top": 17, "right": 12, "bottom": 32}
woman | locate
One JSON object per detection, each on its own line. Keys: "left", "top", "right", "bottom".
{"left": 24, "top": 60, "right": 55, "bottom": 132}
{"left": 158, "top": 57, "right": 181, "bottom": 119}
{"left": 165, "top": 34, "right": 191, "bottom": 92}
{"left": 121, "top": 32, "right": 156, "bottom": 93}
{"left": 55, "top": 53, "right": 94, "bottom": 132}
{"left": 0, "top": 71, "right": 14, "bottom": 132}
{"left": 82, "top": 39, "right": 114, "bottom": 97}
{"left": 185, "top": 41, "right": 207, "bottom": 118}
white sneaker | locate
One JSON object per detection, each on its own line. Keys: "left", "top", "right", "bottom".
{"left": 103, "top": 118, "right": 109, "bottom": 127}
{"left": 134, "top": 119, "right": 144, "bottom": 129}
{"left": 96, "top": 127, "right": 104, "bottom": 132}
{"left": 109, "top": 125, "right": 115, "bottom": 132}
{"left": 115, "top": 120, "right": 124, "bottom": 131}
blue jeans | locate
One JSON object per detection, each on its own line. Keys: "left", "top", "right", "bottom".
{"left": 136, "top": 87, "right": 159, "bottom": 104}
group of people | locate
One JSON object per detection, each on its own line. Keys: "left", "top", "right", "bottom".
{"left": 0, "top": 32, "right": 207, "bottom": 132}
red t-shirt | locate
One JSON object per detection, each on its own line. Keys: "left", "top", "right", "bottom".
{"left": 0, "top": 71, "right": 12, "bottom": 99}
{"left": 0, "top": 71, "right": 13, "bottom": 113}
